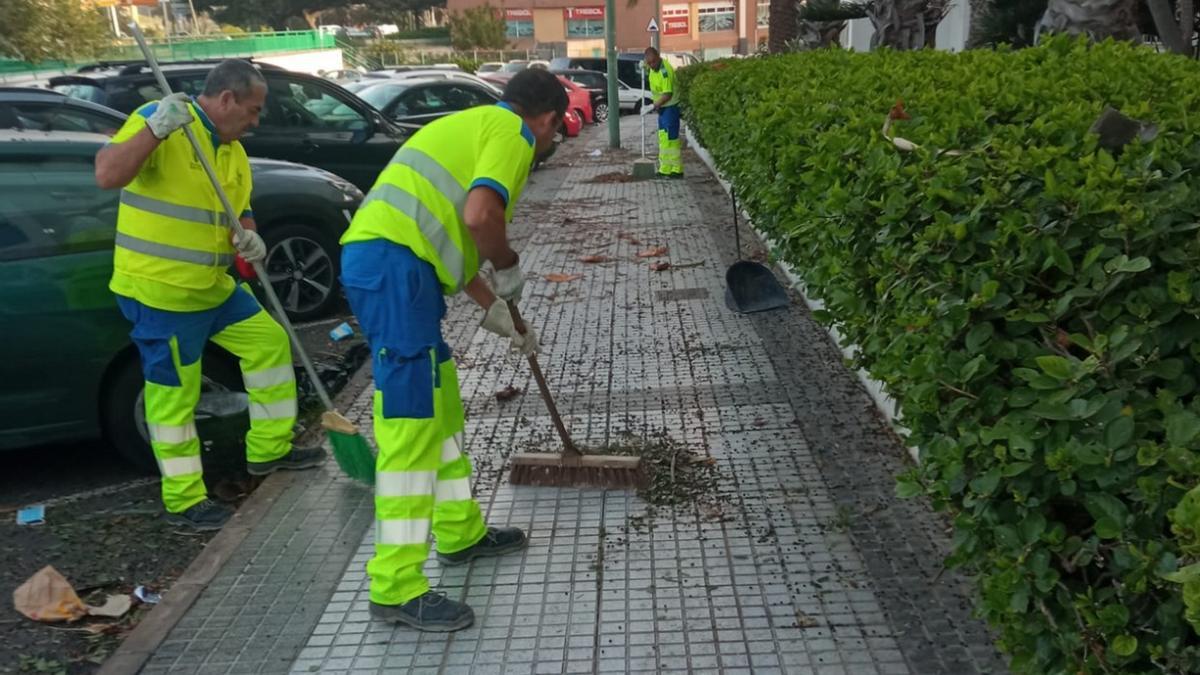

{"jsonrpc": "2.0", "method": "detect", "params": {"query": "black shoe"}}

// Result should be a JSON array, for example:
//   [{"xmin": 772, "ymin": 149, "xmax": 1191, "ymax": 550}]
[
  {"xmin": 369, "ymin": 592, "xmax": 474, "ymax": 632},
  {"xmin": 165, "ymin": 499, "xmax": 232, "ymax": 531},
  {"xmin": 247, "ymin": 443, "xmax": 326, "ymax": 476},
  {"xmin": 437, "ymin": 527, "xmax": 527, "ymax": 566}
]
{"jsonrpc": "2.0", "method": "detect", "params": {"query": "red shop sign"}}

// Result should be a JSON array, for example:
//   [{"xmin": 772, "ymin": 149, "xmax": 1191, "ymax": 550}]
[
  {"xmin": 505, "ymin": 7, "xmax": 532, "ymax": 18},
  {"xmin": 662, "ymin": 16, "xmax": 689, "ymax": 35},
  {"xmin": 563, "ymin": 6, "xmax": 604, "ymax": 19}
]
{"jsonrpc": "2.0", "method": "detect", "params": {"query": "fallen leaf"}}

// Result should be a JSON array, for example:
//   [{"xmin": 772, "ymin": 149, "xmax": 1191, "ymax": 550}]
[
  {"xmin": 543, "ymin": 273, "xmax": 583, "ymax": 283},
  {"xmin": 495, "ymin": 386, "xmax": 522, "ymax": 402},
  {"xmin": 795, "ymin": 610, "xmax": 820, "ymax": 628},
  {"xmin": 753, "ymin": 418, "xmax": 767, "ymax": 427},
  {"xmin": 637, "ymin": 246, "xmax": 669, "ymax": 258},
  {"xmin": 578, "ymin": 255, "xmax": 610, "ymax": 264},
  {"xmin": 649, "ymin": 261, "xmax": 671, "ymax": 272}
]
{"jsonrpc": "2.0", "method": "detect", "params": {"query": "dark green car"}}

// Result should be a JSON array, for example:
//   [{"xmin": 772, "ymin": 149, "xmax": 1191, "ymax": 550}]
[{"xmin": 0, "ymin": 129, "xmax": 361, "ymax": 468}]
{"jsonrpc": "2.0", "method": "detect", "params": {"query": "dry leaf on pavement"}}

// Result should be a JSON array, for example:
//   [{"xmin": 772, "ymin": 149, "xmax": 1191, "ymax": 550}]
[
  {"xmin": 637, "ymin": 246, "xmax": 669, "ymax": 258},
  {"xmin": 495, "ymin": 386, "xmax": 522, "ymax": 402},
  {"xmin": 649, "ymin": 261, "xmax": 671, "ymax": 272},
  {"xmin": 543, "ymin": 273, "xmax": 583, "ymax": 283},
  {"xmin": 578, "ymin": 255, "xmax": 610, "ymax": 264}
]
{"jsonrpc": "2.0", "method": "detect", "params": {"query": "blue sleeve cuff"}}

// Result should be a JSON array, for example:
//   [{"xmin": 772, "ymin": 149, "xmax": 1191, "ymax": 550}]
[
  {"xmin": 135, "ymin": 102, "xmax": 160, "ymax": 120},
  {"xmin": 240, "ymin": 209, "xmax": 253, "ymax": 219},
  {"xmin": 469, "ymin": 178, "xmax": 509, "ymax": 206}
]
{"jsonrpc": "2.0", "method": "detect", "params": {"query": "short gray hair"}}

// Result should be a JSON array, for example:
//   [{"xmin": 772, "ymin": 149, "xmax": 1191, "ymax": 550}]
[{"xmin": 201, "ymin": 59, "xmax": 266, "ymax": 100}]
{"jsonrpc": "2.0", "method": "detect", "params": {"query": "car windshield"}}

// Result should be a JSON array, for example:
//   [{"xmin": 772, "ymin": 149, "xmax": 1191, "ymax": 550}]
[
  {"xmin": 359, "ymin": 83, "xmax": 408, "ymax": 110},
  {"xmin": 50, "ymin": 83, "xmax": 106, "ymax": 104},
  {"xmin": 501, "ymin": 62, "xmax": 527, "ymax": 73}
]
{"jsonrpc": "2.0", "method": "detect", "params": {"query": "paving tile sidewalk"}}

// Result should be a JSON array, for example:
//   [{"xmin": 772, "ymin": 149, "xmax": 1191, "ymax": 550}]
[{"xmin": 137, "ymin": 124, "xmax": 1006, "ymax": 675}]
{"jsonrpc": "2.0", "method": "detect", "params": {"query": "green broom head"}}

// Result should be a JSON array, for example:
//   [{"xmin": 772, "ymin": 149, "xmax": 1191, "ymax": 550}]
[{"xmin": 322, "ymin": 411, "xmax": 376, "ymax": 485}]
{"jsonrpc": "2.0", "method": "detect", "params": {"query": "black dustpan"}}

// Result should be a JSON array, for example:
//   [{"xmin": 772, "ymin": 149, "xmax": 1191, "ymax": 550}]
[{"xmin": 724, "ymin": 194, "xmax": 789, "ymax": 313}]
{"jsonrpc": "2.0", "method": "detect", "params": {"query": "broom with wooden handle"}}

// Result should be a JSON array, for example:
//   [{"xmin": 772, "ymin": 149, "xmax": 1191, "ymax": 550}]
[
  {"xmin": 505, "ymin": 302, "xmax": 644, "ymax": 489},
  {"xmin": 128, "ymin": 23, "xmax": 375, "ymax": 485}
]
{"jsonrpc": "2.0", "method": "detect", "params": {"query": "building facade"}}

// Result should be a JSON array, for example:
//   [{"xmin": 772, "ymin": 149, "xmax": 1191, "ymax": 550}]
[{"xmin": 445, "ymin": 0, "xmax": 770, "ymax": 59}]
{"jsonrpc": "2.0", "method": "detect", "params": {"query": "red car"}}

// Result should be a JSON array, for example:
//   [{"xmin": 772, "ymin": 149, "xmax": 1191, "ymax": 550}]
[
  {"xmin": 557, "ymin": 75, "xmax": 594, "ymax": 125},
  {"xmin": 480, "ymin": 72, "xmax": 582, "ymax": 137}
]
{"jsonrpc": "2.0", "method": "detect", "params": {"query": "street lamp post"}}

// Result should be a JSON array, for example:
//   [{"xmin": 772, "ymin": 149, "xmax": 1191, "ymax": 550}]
[{"xmin": 604, "ymin": 0, "xmax": 619, "ymax": 149}]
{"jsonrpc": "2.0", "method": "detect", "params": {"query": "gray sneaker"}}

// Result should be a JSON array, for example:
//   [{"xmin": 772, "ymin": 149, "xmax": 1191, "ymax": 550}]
[
  {"xmin": 437, "ymin": 527, "xmax": 527, "ymax": 566},
  {"xmin": 369, "ymin": 592, "xmax": 474, "ymax": 632},
  {"xmin": 165, "ymin": 499, "xmax": 232, "ymax": 531},
  {"xmin": 247, "ymin": 443, "xmax": 326, "ymax": 476}
]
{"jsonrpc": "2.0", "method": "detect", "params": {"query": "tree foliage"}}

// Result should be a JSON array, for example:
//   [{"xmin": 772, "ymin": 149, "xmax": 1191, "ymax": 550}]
[
  {"xmin": 446, "ymin": 4, "xmax": 506, "ymax": 50},
  {"xmin": 0, "ymin": 0, "xmax": 111, "ymax": 62}
]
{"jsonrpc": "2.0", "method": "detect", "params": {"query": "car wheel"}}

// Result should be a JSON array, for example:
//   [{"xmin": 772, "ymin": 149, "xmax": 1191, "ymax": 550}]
[
  {"xmin": 261, "ymin": 223, "xmax": 341, "ymax": 322},
  {"xmin": 594, "ymin": 101, "xmax": 609, "ymax": 123},
  {"xmin": 103, "ymin": 350, "xmax": 245, "ymax": 473}
]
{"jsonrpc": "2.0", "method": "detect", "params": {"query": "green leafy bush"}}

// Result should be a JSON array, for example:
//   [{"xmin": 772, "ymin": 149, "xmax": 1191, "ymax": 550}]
[{"xmin": 681, "ymin": 38, "xmax": 1200, "ymax": 673}]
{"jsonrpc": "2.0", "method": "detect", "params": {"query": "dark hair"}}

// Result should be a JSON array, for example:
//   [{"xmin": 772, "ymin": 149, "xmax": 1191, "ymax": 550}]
[
  {"xmin": 202, "ymin": 59, "xmax": 266, "ymax": 101},
  {"xmin": 501, "ymin": 69, "xmax": 568, "ymax": 118},
  {"xmin": 644, "ymin": 47, "xmax": 660, "ymax": 57}
]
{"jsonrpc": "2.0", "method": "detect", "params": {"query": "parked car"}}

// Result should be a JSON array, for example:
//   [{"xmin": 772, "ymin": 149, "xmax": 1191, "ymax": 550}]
[
  {"xmin": 562, "ymin": 108, "xmax": 582, "ymax": 137},
  {"xmin": 553, "ymin": 69, "xmax": 609, "ymax": 122},
  {"xmin": 557, "ymin": 75, "xmax": 597, "ymax": 124},
  {"xmin": 500, "ymin": 60, "xmax": 529, "ymax": 74},
  {"xmin": 369, "ymin": 69, "xmax": 503, "ymax": 97},
  {"xmin": 477, "ymin": 62, "xmax": 504, "ymax": 73},
  {"xmin": 549, "ymin": 55, "xmax": 643, "ymax": 89},
  {"xmin": 355, "ymin": 77, "xmax": 501, "ymax": 131},
  {"xmin": 48, "ymin": 60, "xmax": 408, "ymax": 192},
  {"xmin": 0, "ymin": 129, "xmax": 361, "ymax": 467},
  {"xmin": 476, "ymin": 73, "xmax": 581, "ymax": 137},
  {"xmin": 318, "ymin": 68, "xmax": 367, "ymax": 85},
  {"xmin": 0, "ymin": 87, "xmax": 361, "ymax": 323}
]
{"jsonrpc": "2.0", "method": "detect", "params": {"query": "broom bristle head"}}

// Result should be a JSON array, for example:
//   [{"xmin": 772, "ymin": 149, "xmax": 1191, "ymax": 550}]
[
  {"xmin": 327, "ymin": 429, "xmax": 376, "ymax": 485},
  {"xmin": 509, "ymin": 454, "xmax": 646, "ymax": 490}
]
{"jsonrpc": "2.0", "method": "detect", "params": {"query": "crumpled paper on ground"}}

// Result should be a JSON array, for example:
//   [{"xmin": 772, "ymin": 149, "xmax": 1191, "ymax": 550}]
[
  {"xmin": 13, "ymin": 566, "xmax": 133, "ymax": 623},
  {"xmin": 13, "ymin": 566, "xmax": 88, "ymax": 622}
]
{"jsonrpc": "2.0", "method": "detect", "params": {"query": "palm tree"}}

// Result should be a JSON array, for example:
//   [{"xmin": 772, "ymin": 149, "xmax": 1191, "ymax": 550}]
[
  {"xmin": 768, "ymin": 0, "xmax": 800, "ymax": 52},
  {"xmin": 866, "ymin": 0, "xmax": 950, "ymax": 49},
  {"xmin": 1036, "ymin": 0, "xmax": 1139, "ymax": 41}
]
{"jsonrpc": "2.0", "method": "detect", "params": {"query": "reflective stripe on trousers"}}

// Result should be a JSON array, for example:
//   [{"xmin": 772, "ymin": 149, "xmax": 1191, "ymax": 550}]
[
  {"xmin": 134, "ymin": 308, "xmax": 296, "ymax": 514},
  {"xmin": 359, "ymin": 147, "xmax": 468, "ymax": 291},
  {"xmin": 657, "ymin": 131, "xmax": 683, "ymax": 175},
  {"xmin": 367, "ymin": 353, "xmax": 485, "ymax": 606}
]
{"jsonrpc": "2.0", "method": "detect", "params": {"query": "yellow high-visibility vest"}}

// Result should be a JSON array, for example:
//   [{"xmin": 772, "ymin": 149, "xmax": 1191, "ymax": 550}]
[
  {"xmin": 341, "ymin": 103, "xmax": 536, "ymax": 294},
  {"xmin": 109, "ymin": 99, "xmax": 252, "ymax": 311}
]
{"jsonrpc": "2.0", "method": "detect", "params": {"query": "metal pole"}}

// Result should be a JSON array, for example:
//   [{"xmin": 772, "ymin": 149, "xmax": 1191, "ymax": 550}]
[
  {"xmin": 604, "ymin": 0, "xmax": 619, "ymax": 149},
  {"xmin": 652, "ymin": 0, "xmax": 661, "ymax": 50},
  {"xmin": 639, "ymin": 66, "xmax": 645, "ymax": 158}
]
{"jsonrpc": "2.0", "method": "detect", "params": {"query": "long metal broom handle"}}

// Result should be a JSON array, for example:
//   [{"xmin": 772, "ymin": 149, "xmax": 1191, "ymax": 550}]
[
  {"xmin": 128, "ymin": 23, "xmax": 335, "ymax": 412},
  {"xmin": 507, "ymin": 302, "xmax": 581, "ymax": 456}
]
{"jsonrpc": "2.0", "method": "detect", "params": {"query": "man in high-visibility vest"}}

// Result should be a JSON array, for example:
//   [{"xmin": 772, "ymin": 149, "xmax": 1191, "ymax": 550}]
[
  {"xmin": 339, "ymin": 68, "xmax": 568, "ymax": 632},
  {"xmin": 95, "ymin": 60, "xmax": 324, "ymax": 531},
  {"xmin": 643, "ymin": 47, "xmax": 683, "ymax": 177}
]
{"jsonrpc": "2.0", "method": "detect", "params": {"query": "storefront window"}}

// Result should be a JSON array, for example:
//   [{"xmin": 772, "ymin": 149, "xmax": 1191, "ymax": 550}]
[
  {"xmin": 506, "ymin": 20, "xmax": 534, "ymax": 37},
  {"xmin": 566, "ymin": 18, "xmax": 605, "ymax": 37},
  {"xmin": 698, "ymin": 3, "xmax": 735, "ymax": 32}
]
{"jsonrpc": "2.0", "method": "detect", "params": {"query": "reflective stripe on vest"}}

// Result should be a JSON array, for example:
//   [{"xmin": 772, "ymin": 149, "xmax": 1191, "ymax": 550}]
[
  {"xmin": 115, "ymin": 232, "xmax": 234, "ymax": 267},
  {"xmin": 120, "ymin": 190, "xmax": 228, "ymax": 227},
  {"xmin": 360, "ymin": 147, "xmax": 468, "ymax": 288}
]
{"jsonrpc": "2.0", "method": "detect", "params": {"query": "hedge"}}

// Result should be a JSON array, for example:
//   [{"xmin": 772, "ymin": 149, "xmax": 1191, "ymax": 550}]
[{"xmin": 681, "ymin": 38, "xmax": 1200, "ymax": 674}]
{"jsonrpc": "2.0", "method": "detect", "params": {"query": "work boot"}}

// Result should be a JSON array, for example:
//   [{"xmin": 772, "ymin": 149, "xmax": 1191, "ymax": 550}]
[
  {"xmin": 437, "ymin": 526, "xmax": 527, "ymax": 566},
  {"xmin": 369, "ymin": 591, "xmax": 474, "ymax": 632},
  {"xmin": 247, "ymin": 443, "xmax": 326, "ymax": 476},
  {"xmin": 165, "ymin": 499, "xmax": 232, "ymax": 531}
]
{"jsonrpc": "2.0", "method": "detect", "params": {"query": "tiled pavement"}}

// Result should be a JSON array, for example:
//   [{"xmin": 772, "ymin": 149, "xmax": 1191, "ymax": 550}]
[{"xmin": 137, "ymin": 124, "xmax": 1007, "ymax": 674}]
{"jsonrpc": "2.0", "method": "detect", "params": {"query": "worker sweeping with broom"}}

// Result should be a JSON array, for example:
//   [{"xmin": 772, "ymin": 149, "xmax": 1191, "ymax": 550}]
[
  {"xmin": 338, "ymin": 69, "xmax": 567, "ymax": 632},
  {"xmin": 94, "ymin": 59, "xmax": 326, "ymax": 532}
]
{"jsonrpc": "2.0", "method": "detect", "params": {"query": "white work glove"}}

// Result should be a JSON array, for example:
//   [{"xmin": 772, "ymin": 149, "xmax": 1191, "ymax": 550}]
[
  {"xmin": 481, "ymin": 299, "xmax": 538, "ymax": 356},
  {"xmin": 492, "ymin": 261, "xmax": 525, "ymax": 302},
  {"xmin": 146, "ymin": 92, "xmax": 194, "ymax": 140},
  {"xmin": 231, "ymin": 229, "xmax": 267, "ymax": 264}
]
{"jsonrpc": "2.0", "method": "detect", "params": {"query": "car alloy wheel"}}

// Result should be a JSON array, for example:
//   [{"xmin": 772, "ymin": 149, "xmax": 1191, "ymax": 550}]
[
  {"xmin": 594, "ymin": 102, "xmax": 609, "ymax": 122},
  {"xmin": 265, "ymin": 233, "xmax": 336, "ymax": 319}
]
